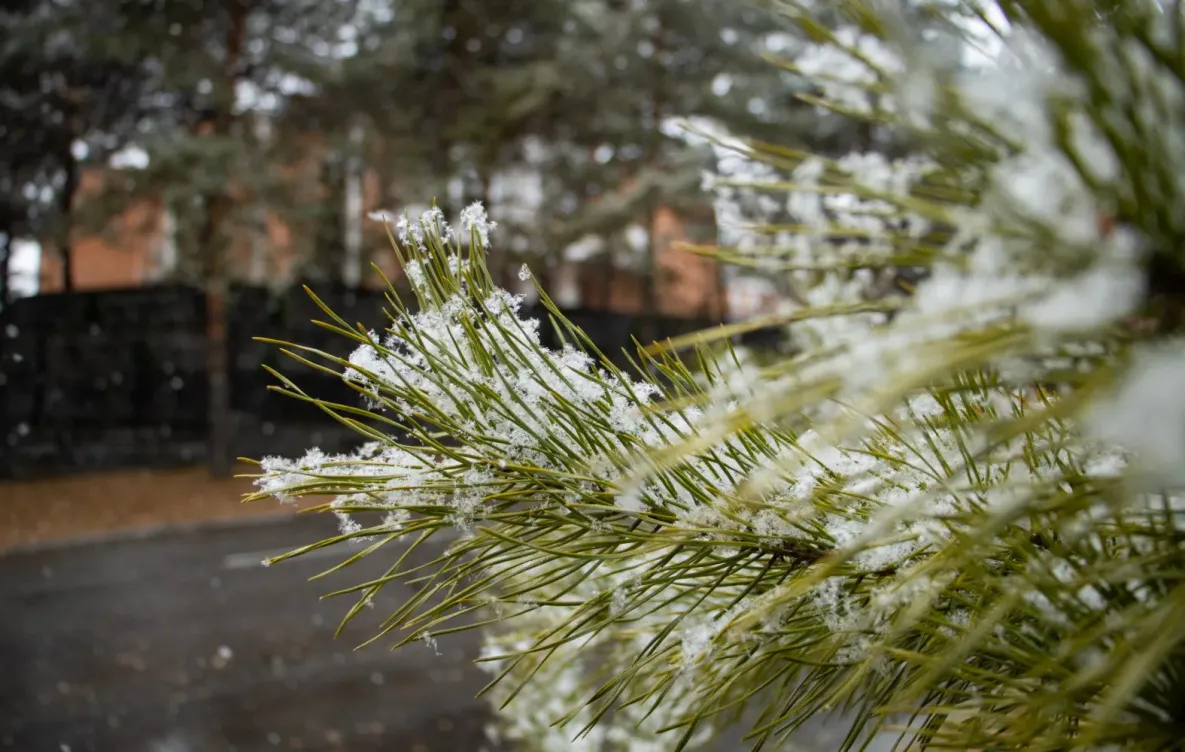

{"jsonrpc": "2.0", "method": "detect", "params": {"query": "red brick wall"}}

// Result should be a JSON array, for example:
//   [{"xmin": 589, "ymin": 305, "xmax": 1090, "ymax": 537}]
[
  {"xmin": 572, "ymin": 206, "xmax": 723, "ymax": 318},
  {"xmin": 38, "ymin": 165, "xmax": 719, "ymax": 317},
  {"xmin": 39, "ymin": 169, "xmax": 162, "ymax": 292},
  {"xmin": 38, "ymin": 162, "xmax": 401, "ymax": 293}
]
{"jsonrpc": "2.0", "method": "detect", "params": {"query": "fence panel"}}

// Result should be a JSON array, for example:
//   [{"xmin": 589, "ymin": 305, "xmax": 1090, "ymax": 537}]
[{"xmin": 0, "ymin": 285, "xmax": 735, "ymax": 479}]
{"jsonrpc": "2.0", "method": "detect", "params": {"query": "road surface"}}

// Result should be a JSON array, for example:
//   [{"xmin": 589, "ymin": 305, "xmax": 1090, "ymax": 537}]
[
  {"xmin": 0, "ymin": 514, "xmax": 491, "ymax": 752},
  {"xmin": 0, "ymin": 514, "xmax": 899, "ymax": 752}
]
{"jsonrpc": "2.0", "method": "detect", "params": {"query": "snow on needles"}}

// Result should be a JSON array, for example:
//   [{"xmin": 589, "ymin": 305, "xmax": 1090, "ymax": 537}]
[
  {"xmin": 1086, "ymin": 340, "xmax": 1185, "ymax": 487},
  {"xmin": 255, "ymin": 10, "xmax": 1185, "ymax": 739}
]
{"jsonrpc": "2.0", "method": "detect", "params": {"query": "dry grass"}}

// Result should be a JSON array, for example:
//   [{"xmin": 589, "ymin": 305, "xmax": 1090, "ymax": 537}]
[{"xmin": 0, "ymin": 464, "xmax": 302, "ymax": 550}]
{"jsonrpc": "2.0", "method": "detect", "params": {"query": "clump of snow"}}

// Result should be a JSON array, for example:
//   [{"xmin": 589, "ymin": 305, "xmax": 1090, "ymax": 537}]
[
  {"xmin": 1085, "ymin": 341, "xmax": 1185, "ymax": 486},
  {"xmin": 460, "ymin": 201, "xmax": 497, "ymax": 248},
  {"xmin": 794, "ymin": 27, "xmax": 903, "ymax": 115}
]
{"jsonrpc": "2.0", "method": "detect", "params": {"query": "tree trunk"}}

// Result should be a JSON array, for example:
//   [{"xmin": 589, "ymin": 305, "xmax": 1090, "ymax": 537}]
[
  {"xmin": 598, "ymin": 259, "xmax": 613, "ymax": 311},
  {"xmin": 248, "ymin": 204, "xmax": 268, "ymax": 284},
  {"xmin": 247, "ymin": 113, "xmax": 271, "ymax": 285},
  {"xmin": 0, "ymin": 232, "xmax": 12, "ymax": 308},
  {"xmin": 638, "ymin": 13, "xmax": 669, "ymax": 347},
  {"xmin": 58, "ymin": 160, "xmax": 78, "ymax": 292},
  {"xmin": 203, "ymin": 263, "xmax": 232, "ymax": 479},
  {"xmin": 199, "ymin": 187, "xmax": 236, "ymax": 478},
  {"xmin": 59, "ymin": 246, "xmax": 74, "ymax": 293},
  {"xmin": 200, "ymin": 0, "xmax": 248, "ymax": 478},
  {"xmin": 429, "ymin": 0, "xmax": 464, "ymax": 219},
  {"xmin": 342, "ymin": 122, "xmax": 365, "ymax": 288}
]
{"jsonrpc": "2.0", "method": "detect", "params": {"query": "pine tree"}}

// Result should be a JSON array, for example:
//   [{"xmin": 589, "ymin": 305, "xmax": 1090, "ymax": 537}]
[
  {"xmin": 0, "ymin": 0, "xmax": 152, "ymax": 295},
  {"xmin": 251, "ymin": 1, "xmax": 1185, "ymax": 750},
  {"xmin": 525, "ymin": 0, "xmax": 822, "ymax": 315},
  {"xmin": 332, "ymin": 0, "xmax": 826, "ymax": 301},
  {"xmin": 326, "ymin": 0, "xmax": 578, "ymax": 288},
  {"xmin": 68, "ymin": 0, "xmax": 370, "ymax": 476}
]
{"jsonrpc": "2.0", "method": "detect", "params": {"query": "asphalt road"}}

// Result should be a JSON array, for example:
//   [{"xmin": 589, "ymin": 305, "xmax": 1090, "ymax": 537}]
[
  {"xmin": 0, "ymin": 514, "xmax": 491, "ymax": 752},
  {"xmin": 0, "ymin": 514, "xmax": 901, "ymax": 752}
]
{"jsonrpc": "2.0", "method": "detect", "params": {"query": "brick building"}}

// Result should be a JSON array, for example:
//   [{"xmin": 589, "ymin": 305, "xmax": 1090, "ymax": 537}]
[{"xmin": 31, "ymin": 161, "xmax": 738, "ymax": 320}]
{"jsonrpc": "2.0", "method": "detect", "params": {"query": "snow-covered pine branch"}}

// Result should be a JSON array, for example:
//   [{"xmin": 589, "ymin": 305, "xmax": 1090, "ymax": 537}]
[{"xmin": 252, "ymin": 2, "xmax": 1185, "ymax": 750}]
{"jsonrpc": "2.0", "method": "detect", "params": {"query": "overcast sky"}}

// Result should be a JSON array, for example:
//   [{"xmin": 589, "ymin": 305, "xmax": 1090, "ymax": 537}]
[{"xmin": 5, "ymin": 239, "xmax": 40, "ymax": 298}]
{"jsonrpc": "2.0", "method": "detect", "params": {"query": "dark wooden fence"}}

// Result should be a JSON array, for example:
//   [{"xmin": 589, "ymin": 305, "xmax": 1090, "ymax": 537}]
[{"xmin": 0, "ymin": 284, "xmax": 760, "ymax": 479}]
